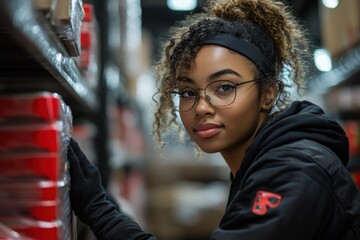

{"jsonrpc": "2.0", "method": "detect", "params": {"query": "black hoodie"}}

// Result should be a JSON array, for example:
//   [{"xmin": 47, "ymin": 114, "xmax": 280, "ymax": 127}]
[
  {"xmin": 211, "ymin": 101, "xmax": 360, "ymax": 239},
  {"xmin": 71, "ymin": 101, "xmax": 360, "ymax": 240}
]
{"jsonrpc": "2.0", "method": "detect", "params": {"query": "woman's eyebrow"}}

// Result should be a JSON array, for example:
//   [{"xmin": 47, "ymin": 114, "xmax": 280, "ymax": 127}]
[
  {"xmin": 208, "ymin": 69, "xmax": 242, "ymax": 81},
  {"xmin": 177, "ymin": 69, "xmax": 242, "ymax": 83},
  {"xmin": 177, "ymin": 76, "xmax": 194, "ymax": 83}
]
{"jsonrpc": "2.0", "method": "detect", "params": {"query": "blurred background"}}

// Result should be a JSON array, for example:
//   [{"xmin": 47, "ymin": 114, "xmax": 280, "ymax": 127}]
[{"xmin": 0, "ymin": 0, "xmax": 359, "ymax": 239}]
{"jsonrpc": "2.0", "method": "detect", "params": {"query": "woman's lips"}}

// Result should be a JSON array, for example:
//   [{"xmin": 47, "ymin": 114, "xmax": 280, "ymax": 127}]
[{"xmin": 193, "ymin": 123, "xmax": 223, "ymax": 138}]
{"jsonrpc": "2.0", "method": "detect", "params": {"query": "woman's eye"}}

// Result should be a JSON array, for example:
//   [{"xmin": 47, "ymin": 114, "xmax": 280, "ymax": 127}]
[
  {"xmin": 179, "ymin": 89, "xmax": 197, "ymax": 98},
  {"xmin": 216, "ymin": 84, "xmax": 235, "ymax": 93}
]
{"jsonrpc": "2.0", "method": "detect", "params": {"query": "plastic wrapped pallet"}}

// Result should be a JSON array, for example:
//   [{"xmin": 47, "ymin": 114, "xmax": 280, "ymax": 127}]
[{"xmin": 51, "ymin": 0, "xmax": 84, "ymax": 56}]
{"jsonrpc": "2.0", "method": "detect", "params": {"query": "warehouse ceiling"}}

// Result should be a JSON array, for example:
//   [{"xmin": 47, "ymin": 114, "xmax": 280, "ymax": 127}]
[{"xmin": 140, "ymin": 0, "xmax": 321, "ymax": 61}]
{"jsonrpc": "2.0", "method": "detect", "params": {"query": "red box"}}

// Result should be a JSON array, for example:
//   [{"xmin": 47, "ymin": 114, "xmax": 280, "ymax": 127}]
[
  {"xmin": 0, "ymin": 200, "xmax": 58, "ymax": 221},
  {"xmin": 83, "ymin": 4, "xmax": 94, "ymax": 23},
  {"xmin": 0, "ymin": 93, "xmax": 62, "ymax": 122},
  {"xmin": 0, "ymin": 217, "xmax": 61, "ymax": 240},
  {"xmin": 0, "ymin": 124, "xmax": 62, "ymax": 153},
  {"xmin": 0, "ymin": 181, "xmax": 59, "ymax": 202},
  {"xmin": 0, "ymin": 153, "xmax": 64, "ymax": 181},
  {"xmin": 81, "ymin": 29, "xmax": 92, "ymax": 49}
]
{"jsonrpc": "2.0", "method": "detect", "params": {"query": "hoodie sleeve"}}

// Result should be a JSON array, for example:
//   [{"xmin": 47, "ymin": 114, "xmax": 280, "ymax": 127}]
[{"xmin": 209, "ymin": 140, "xmax": 340, "ymax": 240}]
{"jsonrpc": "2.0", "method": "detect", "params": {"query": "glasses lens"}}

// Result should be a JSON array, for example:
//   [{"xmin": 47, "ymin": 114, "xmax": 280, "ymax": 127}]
[
  {"xmin": 206, "ymin": 81, "xmax": 237, "ymax": 107},
  {"xmin": 171, "ymin": 89, "xmax": 196, "ymax": 112}
]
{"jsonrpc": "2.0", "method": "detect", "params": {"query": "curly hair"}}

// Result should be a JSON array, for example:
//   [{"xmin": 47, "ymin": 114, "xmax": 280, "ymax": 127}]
[{"xmin": 152, "ymin": 0, "xmax": 310, "ymax": 146}]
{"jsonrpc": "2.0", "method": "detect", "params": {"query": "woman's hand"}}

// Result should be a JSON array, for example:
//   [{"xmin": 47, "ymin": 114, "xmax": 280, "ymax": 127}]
[
  {"xmin": 67, "ymin": 138, "xmax": 107, "ymax": 225},
  {"xmin": 67, "ymin": 138, "xmax": 157, "ymax": 239}
]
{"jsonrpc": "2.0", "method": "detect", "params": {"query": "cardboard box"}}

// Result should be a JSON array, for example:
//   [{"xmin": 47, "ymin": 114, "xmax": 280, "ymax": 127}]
[
  {"xmin": 32, "ymin": 0, "xmax": 52, "ymax": 12},
  {"xmin": 320, "ymin": 0, "xmax": 360, "ymax": 58}
]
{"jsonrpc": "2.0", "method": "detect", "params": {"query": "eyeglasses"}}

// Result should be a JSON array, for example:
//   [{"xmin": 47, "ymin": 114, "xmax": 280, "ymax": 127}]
[{"xmin": 171, "ymin": 78, "xmax": 264, "ymax": 112}]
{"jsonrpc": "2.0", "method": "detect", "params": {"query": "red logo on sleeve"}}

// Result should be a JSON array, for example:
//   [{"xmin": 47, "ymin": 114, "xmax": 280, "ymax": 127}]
[{"xmin": 252, "ymin": 190, "xmax": 282, "ymax": 215}]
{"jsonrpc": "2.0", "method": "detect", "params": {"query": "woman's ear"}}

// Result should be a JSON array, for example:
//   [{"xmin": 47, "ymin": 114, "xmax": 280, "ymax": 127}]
[{"xmin": 261, "ymin": 82, "xmax": 277, "ymax": 112}]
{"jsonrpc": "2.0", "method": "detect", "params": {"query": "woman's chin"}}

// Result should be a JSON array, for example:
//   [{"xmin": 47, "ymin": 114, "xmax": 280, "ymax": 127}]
[{"xmin": 197, "ymin": 145, "xmax": 220, "ymax": 154}]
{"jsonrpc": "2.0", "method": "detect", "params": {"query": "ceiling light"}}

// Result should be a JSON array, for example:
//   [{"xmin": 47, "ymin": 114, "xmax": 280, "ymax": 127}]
[
  {"xmin": 314, "ymin": 48, "xmax": 333, "ymax": 72},
  {"xmin": 167, "ymin": 0, "xmax": 197, "ymax": 11},
  {"xmin": 321, "ymin": 0, "xmax": 339, "ymax": 8}
]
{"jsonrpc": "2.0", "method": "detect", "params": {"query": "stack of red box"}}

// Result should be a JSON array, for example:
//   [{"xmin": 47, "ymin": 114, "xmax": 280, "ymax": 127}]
[
  {"xmin": 0, "ymin": 92, "xmax": 74, "ymax": 240},
  {"xmin": 77, "ymin": 3, "xmax": 99, "ymax": 89},
  {"xmin": 79, "ymin": 4, "xmax": 93, "ymax": 69}
]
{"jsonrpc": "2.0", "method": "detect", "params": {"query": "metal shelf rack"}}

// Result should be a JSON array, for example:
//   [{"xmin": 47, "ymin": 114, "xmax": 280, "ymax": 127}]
[{"xmin": 0, "ymin": 0, "xmax": 97, "ymax": 119}]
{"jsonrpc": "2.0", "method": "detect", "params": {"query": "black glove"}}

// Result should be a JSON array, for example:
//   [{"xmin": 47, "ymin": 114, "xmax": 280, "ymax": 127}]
[
  {"xmin": 67, "ymin": 138, "xmax": 112, "ymax": 225},
  {"xmin": 67, "ymin": 138, "xmax": 157, "ymax": 240}
]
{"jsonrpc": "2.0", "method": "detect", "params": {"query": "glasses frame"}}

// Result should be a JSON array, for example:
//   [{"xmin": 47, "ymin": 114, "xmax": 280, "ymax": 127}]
[{"xmin": 171, "ymin": 77, "xmax": 266, "ymax": 112}]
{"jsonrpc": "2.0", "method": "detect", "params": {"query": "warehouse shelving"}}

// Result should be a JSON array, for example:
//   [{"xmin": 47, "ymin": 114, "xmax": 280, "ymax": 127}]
[
  {"xmin": 0, "ymin": 0, "xmax": 97, "ymax": 119},
  {"xmin": 309, "ymin": 43, "xmax": 360, "ymax": 91},
  {"xmin": 308, "ymin": 43, "xmax": 360, "ymax": 119}
]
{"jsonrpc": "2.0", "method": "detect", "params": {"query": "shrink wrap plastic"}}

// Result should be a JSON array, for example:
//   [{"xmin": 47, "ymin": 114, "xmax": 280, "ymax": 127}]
[
  {"xmin": 0, "ymin": 92, "xmax": 75, "ymax": 240},
  {"xmin": 76, "ymin": 3, "xmax": 99, "ymax": 89},
  {"xmin": 51, "ymin": 0, "xmax": 84, "ymax": 56}
]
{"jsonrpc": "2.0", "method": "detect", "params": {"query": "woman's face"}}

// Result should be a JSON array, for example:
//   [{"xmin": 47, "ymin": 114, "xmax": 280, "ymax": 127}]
[{"xmin": 179, "ymin": 45, "xmax": 271, "ymax": 158}]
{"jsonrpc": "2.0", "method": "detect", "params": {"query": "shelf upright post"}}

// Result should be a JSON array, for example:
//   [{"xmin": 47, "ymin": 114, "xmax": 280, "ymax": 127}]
[{"xmin": 93, "ymin": 0, "xmax": 111, "ymax": 189}]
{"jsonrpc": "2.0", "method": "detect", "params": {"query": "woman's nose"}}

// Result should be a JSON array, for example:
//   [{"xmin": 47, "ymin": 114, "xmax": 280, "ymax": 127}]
[{"xmin": 194, "ymin": 92, "xmax": 215, "ymax": 116}]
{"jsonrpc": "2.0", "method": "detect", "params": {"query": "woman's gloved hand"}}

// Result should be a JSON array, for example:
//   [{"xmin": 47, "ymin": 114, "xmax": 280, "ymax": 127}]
[
  {"xmin": 67, "ymin": 138, "xmax": 157, "ymax": 239},
  {"xmin": 67, "ymin": 138, "xmax": 108, "ymax": 225}
]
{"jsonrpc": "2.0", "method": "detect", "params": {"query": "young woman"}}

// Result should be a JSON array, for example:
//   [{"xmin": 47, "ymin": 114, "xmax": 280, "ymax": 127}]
[{"xmin": 67, "ymin": 0, "xmax": 360, "ymax": 239}]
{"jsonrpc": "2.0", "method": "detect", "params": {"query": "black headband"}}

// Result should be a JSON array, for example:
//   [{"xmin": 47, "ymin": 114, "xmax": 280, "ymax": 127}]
[{"xmin": 203, "ymin": 33, "xmax": 271, "ymax": 74}]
